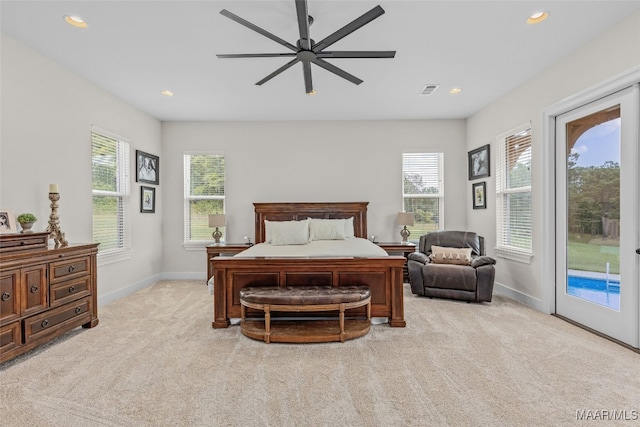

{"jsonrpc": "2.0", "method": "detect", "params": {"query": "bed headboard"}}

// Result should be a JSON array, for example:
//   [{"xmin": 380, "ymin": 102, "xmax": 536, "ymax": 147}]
[{"xmin": 253, "ymin": 202, "xmax": 369, "ymax": 243}]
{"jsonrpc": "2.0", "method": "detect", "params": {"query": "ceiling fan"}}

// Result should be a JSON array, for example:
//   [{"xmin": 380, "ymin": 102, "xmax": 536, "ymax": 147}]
[{"xmin": 216, "ymin": 0, "xmax": 396, "ymax": 95}]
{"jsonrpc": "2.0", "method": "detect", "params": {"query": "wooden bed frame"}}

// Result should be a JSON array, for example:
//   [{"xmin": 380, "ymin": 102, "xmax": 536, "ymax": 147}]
[{"xmin": 211, "ymin": 202, "xmax": 406, "ymax": 328}]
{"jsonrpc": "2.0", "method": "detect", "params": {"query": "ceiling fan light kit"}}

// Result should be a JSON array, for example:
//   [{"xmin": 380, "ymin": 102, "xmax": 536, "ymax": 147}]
[{"xmin": 216, "ymin": 0, "xmax": 396, "ymax": 95}]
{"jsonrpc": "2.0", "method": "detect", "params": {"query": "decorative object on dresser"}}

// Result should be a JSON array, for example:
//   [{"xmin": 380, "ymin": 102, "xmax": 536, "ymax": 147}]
[
  {"xmin": 45, "ymin": 184, "xmax": 68, "ymax": 248},
  {"xmin": 0, "ymin": 232, "xmax": 99, "ymax": 363},
  {"xmin": 17, "ymin": 213, "xmax": 38, "ymax": 233},
  {"xmin": 397, "ymin": 212, "xmax": 414, "ymax": 243},
  {"xmin": 208, "ymin": 214, "xmax": 225, "ymax": 243},
  {"xmin": 0, "ymin": 210, "xmax": 18, "ymax": 234},
  {"xmin": 210, "ymin": 202, "xmax": 406, "ymax": 329}
]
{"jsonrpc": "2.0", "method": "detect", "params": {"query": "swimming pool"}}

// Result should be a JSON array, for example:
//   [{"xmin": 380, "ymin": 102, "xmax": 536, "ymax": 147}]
[{"xmin": 567, "ymin": 275, "xmax": 620, "ymax": 310}]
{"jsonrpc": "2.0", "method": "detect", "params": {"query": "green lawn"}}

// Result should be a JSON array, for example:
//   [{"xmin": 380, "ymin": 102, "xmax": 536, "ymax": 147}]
[{"xmin": 567, "ymin": 239, "xmax": 619, "ymax": 274}]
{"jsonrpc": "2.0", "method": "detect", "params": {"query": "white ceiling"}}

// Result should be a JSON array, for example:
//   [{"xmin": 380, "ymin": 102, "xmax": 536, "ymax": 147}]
[{"xmin": 2, "ymin": 1, "xmax": 639, "ymax": 122}]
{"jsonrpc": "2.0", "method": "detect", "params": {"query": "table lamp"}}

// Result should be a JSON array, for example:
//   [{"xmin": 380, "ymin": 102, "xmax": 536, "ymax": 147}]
[
  {"xmin": 208, "ymin": 214, "xmax": 226, "ymax": 243},
  {"xmin": 397, "ymin": 212, "xmax": 414, "ymax": 243}
]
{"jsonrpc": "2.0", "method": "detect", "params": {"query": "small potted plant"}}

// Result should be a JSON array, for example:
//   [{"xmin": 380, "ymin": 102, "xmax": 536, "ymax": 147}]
[{"xmin": 17, "ymin": 213, "xmax": 37, "ymax": 233}]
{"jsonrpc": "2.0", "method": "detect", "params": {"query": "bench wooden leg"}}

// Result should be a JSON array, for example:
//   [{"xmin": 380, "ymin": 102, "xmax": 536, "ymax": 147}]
[
  {"xmin": 264, "ymin": 305, "xmax": 271, "ymax": 344},
  {"xmin": 339, "ymin": 303, "xmax": 346, "ymax": 342}
]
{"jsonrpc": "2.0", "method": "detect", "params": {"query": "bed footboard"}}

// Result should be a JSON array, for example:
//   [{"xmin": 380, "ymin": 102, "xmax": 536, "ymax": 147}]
[{"xmin": 211, "ymin": 256, "xmax": 406, "ymax": 329}]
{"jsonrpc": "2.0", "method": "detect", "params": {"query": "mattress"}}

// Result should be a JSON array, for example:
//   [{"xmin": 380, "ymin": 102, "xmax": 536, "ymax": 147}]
[{"xmin": 232, "ymin": 237, "xmax": 388, "ymax": 258}]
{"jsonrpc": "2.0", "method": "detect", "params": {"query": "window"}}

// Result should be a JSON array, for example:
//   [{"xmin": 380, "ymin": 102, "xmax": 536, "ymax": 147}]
[
  {"xmin": 496, "ymin": 125, "xmax": 532, "ymax": 262},
  {"xmin": 184, "ymin": 153, "xmax": 225, "ymax": 244},
  {"xmin": 91, "ymin": 127, "xmax": 130, "ymax": 258},
  {"xmin": 402, "ymin": 152, "xmax": 444, "ymax": 237}
]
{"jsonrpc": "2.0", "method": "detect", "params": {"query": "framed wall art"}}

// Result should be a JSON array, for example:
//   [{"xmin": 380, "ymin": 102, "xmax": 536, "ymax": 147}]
[
  {"xmin": 136, "ymin": 150, "xmax": 159, "ymax": 185},
  {"xmin": 472, "ymin": 182, "xmax": 487, "ymax": 209},
  {"xmin": 140, "ymin": 186, "xmax": 156, "ymax": 213},
  {"xmin": 0, "ymin": 210, "xmax": 18, "ymax": 234},
  {"xmin": 468, "ymin": 144, "xmax": 490, "ymax": 180}
]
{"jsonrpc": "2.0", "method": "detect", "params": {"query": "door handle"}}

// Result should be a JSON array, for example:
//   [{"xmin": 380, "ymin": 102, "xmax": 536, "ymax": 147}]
[{"xmin": 636, "ymin": 248, "xmax": 640, "ymax": 255}]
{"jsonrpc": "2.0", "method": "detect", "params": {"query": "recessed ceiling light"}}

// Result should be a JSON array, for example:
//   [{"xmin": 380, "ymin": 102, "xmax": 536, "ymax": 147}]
[
  {"xmin": 64, "ymin": 15, "xmax": 88, "ymax": 28},
  {"xmin": 161, "ymin": 90, "xmax": 174, "ymax": 97},
  {"xmin": 527, "ymin": 11, "xmax": 549, "ymax": 24},
  {"xmin": 449, "ymin": 88, "xmax": 462, "ymax": 95}
]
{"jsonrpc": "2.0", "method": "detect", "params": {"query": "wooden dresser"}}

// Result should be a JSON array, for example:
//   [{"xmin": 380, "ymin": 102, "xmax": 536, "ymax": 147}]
[{"xmin": 0, "ymin": 233, "xmax": 99, "ymax": 363}]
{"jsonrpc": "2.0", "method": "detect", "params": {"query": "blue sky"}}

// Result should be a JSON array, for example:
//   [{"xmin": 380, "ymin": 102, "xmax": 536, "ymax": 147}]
[{"xmin": 571, "ymin": 118, "xmax": 620, "ymax": 168}]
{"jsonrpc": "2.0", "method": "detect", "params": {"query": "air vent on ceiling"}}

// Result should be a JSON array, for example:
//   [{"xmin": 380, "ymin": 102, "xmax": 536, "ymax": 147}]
[{"xmin": 419, "ymin": 84, "xmax": 440, "ymax": 96}]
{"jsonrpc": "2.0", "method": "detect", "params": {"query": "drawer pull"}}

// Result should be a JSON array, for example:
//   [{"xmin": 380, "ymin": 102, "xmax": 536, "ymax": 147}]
[
  {"xmin": 68, "ymin": 266, "xmax": 76, "ymax": 273},
  {"xmin": 1, "ymin": 292, "xmax": 10, "ymax": 301},
  {"xmin": 30, "ymin": 286, "xmax": 39, "ymax": 293},
  {"xmin": 41, "ymin": 319, "xmax": 49, "ymax": 328},
  {"xmin": 68, "ymin": 286, "xmax": 76, "ymax": 294},
  {"xmin": 75, "ymin": 307, "xmax": 82, "ymax": 314}
]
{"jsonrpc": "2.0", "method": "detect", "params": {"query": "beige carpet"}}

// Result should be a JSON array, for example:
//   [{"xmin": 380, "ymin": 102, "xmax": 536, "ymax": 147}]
[{"xmin": 1, "ymin": 280, "xmax": 639, "ymax": 427}]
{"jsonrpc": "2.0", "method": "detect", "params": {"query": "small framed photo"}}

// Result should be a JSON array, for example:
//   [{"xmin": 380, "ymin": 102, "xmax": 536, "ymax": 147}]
[
  {"xmin": 0, "ymin": 210, "xmax": 18, "ymax": 234},
  {"xmin": 140, "ymin": 186, "xmax": 156, "ymax": 213},
  {"xmin": 472, "ymin": 182, "xmax": 487, "ymax": 209},
  {"xmin": 468, "ymin": 144, "xmax": 490, "ymax": 180},
  {"xmin": 136, "ymin": 150, "xmax": 159, "ymax": 185}
]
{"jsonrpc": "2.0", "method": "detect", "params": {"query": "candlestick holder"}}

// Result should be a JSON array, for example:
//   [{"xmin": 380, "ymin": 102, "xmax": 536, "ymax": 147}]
[{"xmin": 45, "ymin": 192, "xmax": 68, "ymax": 248}]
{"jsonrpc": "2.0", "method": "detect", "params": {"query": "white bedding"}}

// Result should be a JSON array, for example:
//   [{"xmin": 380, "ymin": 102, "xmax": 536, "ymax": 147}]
[{"xmin": 233, "ymin": 237, "xmax": 388, "ymax": 258}]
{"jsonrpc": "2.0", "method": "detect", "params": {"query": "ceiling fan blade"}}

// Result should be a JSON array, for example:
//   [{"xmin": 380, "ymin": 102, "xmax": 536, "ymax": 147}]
[
  {"xmin": 220, "ymin": 9, "xmax": 298, "ymax": 52},
  {"xmin": 295, "ymin": 0, "xmax": 311, "ymax": 51},
  {"xmin": 312, "ymin": 5, "xmax": 385, "ymax": 52},
  {"xmin": 217, "ymin": 53, "xmax": 297, "ymax": 58},
  {"xmin": 316, "ymin": 51, "xmax": 396, "ymax": 59},
  {"xmin": 256, "ymin": 58, "xmax": 300, "ymax": 86},
  {"xmin": 302, "ymin": 61, "xmax": 313, "ymax": 94},
  {"xmin": 312, "ymin": 58, "xmax": 363, "ymax": 85}
]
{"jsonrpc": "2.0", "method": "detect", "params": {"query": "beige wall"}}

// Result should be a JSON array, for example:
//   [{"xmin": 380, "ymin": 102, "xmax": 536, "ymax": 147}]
[
  {"xmin": 0, "ymin": 34, "xmax": 163, "ymax": 304},
  {"xmin": 466, "ymin": 11, "xmax": 640, "ymax": 310},
  {"xmin": 161, "ymin": 120, "xmax": 468, "ymax": 274}
]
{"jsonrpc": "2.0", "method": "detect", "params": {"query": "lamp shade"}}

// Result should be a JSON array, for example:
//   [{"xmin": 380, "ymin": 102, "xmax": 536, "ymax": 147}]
[
  {"xmin": 397, "ymin": 212, "xmax": 415, "ymax": 226},
  {"xmin": 208, "ymin": 214, "xmax": 226, "ymax": 228}
]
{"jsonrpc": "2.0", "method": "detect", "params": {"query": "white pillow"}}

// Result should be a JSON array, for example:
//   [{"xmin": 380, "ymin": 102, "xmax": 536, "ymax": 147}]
[
  {"xmin": 344, "ymin": 217, "xmax": 355, "ymax": 238},
  {"xmin": 309, "ymin": 218, "xmax": 346, "ymax": 241},
  {"xmin": 269, "ymin": 219, "xmax": 310, "ymax": 246}
]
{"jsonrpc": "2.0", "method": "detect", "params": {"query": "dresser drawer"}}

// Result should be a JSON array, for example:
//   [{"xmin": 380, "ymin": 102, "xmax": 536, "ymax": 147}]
[
  {"xmin": 0, "ymin": 321, "xmax": 21, "ymax": 354},
  {"xmin": 0, "ymin": 269, "xmax": 20, "ymax": 324},
  {"xmin": 24, "ymin": 298, "xmax": 91, "ymax": 343},
  {"xmin": 49, "ymin": 256, "xmax": 90, "ymax": 284},
  {"xmin": 50, "ymin": 276, "xmax": 91, "ymax": 307}
]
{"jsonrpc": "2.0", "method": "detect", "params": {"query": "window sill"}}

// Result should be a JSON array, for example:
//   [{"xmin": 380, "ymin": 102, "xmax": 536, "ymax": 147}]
[
  {"xmin": 495, "ymin": 247, "xmax": 533, "ymax": 264},
  {"xmin": 97, "ymin": 248, "xmax": 133, "ymax": 266}
]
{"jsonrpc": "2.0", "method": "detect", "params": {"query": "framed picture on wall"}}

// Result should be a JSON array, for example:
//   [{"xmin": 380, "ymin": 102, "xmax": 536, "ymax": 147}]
[
  {"xmin": 140, "ymin": 186, "xmax": 156, "ymax": 213},
  {"xmin": 136, "ymin": 150, "xmax": 159, "ymax": 185},
  {"xmin": 468, "ymin": 144, "xmax": 490, "ymax": 180},
  {"xmin": 472, "ymin": 182, "xmax": 487, "ymax": 209},
  {"xmin": 0, "ymin": 210, "xmax": 18, "ymax": 234}
]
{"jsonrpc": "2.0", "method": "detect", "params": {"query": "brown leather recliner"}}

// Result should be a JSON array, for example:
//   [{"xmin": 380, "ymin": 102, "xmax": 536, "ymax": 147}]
[{"xmin": 407, "ymin": 231, "xmax": 496, "ymax": 302}]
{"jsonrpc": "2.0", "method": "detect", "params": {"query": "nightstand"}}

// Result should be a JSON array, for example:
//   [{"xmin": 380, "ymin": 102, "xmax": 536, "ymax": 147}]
[
  {"xmin": 206, "ymin": 243, "xmax": 252, "ymax": 283},
  {"xmin": 376, "ymin": 242, "xmax": 416, "ymax": 282}
]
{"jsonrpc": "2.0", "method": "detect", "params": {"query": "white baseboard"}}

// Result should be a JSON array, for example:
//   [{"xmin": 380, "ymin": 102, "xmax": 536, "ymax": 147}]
[
  {"xmin": 98, "ymin": 272, "xmax": 206, "ymax": 307},
  {"xmin": 493, "ymin": 281, "xmax": 548, "ymax": 313},
  {"xmin": 98, "ymin": 273, "xmax": 163, "ymax": 307}
]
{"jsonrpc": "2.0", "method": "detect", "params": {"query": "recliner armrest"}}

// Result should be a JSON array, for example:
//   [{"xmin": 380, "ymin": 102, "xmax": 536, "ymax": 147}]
[
  {"xmin": 408, "ymin": 252, "xmax": 430, "ymax": 264},
  {"xmin": 471, "ymin": 256, "xmax": 496, "ymax": 268}
]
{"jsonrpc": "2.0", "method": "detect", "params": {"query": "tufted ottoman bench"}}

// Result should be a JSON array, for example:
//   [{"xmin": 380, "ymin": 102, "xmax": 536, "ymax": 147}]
[{"xmin": 239, "ymin": 285, "xmax": 371, "ymax": 343}]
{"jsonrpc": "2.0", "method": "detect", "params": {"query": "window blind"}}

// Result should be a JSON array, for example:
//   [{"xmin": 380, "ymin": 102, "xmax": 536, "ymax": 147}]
[
  {"xmin": 402, "ymin": 152, "xmax": 444, "ymax": 236},
  {"xmin": 91, "ymin": 130, "xmax": 130, "ymax": 253},
  {"xmin": 184, "ymin": 153, "xmax": 225, "ymax": 241},
  {"xmin": 496, "ymin": 126, "xmax": 532, "ymax": 256}
]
